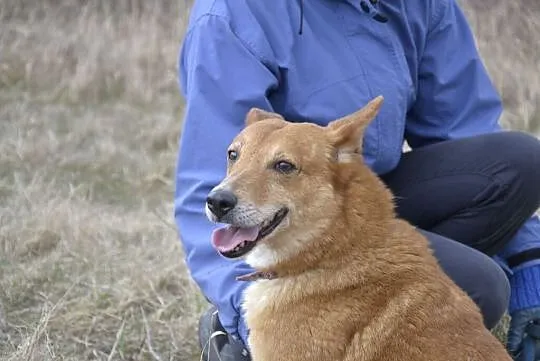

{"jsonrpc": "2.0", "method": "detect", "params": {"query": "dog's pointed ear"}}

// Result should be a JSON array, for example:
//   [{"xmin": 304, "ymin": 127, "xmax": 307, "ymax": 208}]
[
  {"xmin": 245, "ymin": 108, "xmax": 284, "ymax": 127},
  {"xmin": 327, "ymin": 95, "xmax": 384, "ymax": 162}
]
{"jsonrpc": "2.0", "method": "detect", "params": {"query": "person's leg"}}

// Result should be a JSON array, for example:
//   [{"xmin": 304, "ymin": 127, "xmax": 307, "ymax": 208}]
[
  {"xmin": 380, "ymin": 130, "xmax": 540, "ymax": 327},
  {"xmin": 381, "ymin": 131, "xmax": 540, "ymax": 256}
]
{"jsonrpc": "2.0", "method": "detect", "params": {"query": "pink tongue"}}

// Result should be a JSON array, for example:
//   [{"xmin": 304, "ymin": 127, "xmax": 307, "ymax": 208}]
[{"xmin": 211, "ymin": 225, "xmax": 260, "ymax": 253}]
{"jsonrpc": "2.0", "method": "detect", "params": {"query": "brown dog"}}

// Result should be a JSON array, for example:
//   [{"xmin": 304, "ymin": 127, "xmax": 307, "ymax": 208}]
[{"xmin": 205, "ymin": 96, "xmax": 512, "ymax": 361}]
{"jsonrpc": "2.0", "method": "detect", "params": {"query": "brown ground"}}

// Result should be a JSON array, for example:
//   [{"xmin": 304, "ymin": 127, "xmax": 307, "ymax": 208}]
[{"xmin": 0, "ymin": 0, "xmax": 538, "ymax": 360}]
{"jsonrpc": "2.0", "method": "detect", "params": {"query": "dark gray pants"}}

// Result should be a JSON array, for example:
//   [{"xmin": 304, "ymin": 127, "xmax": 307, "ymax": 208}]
[{"xmin": 199, "ymin": 131, "xmax": 540, "ymax": 360}]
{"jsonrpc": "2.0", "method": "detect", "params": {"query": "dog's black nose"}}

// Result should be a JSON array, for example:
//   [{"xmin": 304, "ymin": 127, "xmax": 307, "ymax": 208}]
[{"xmin": 206, "ymin": 190, "xmax": 238, "ymax": 218}]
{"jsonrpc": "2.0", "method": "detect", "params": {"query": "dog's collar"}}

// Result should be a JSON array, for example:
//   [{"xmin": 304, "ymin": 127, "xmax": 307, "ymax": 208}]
[{"xmin": 236, "ymin": 270, "xmax": 278, "ymax": 282}]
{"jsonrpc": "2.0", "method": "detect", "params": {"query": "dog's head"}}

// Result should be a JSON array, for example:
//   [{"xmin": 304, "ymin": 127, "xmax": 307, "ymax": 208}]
[{"xmin": 206, "ymin": 96, "xmax": 384, "ymax": 269}]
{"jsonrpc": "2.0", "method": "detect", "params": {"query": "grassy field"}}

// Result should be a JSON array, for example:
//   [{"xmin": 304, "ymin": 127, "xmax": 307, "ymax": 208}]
[{"xmin": 0, "ymin": 0, "xmax": 538, "ymax": 360}]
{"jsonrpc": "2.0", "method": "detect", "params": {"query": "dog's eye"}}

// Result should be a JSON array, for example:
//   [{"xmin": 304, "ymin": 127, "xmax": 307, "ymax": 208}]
[
  {"xmin": 228, "ymin": 150, "xmax": 238, "ymax": 162},
  {"xmin": 274, "ymin": 161, "xmax": 297, "ymax": 174}
]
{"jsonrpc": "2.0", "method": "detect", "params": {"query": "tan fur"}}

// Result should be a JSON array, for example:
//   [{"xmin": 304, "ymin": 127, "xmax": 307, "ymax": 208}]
[{"xmin": 214, "ymin": 96, "xmax": 512, "ymax": 361}]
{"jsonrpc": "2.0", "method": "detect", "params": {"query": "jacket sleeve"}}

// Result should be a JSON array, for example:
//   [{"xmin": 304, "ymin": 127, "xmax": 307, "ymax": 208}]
[
  {"xmin": 404, "ymin": 0, "xmax": 504, "ymax": 148},
  {"xmin": 174, "ymin": 14, "xmax": 279, "ymax": 346}
]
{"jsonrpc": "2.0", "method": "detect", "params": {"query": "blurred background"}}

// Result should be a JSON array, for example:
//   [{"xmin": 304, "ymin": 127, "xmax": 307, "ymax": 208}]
[{"xmin": 0, "ymin": 1, "xmax": 538, "ymax": 360}]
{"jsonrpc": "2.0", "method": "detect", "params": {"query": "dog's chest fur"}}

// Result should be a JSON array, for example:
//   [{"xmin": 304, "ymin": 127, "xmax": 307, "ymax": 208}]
[
  {"xmin": 243, "ymin": 277, "xmax": 310, "ymax": 316},
  {"xmin": 244, "ymin": 278, "xmax": 357, "ymax": 361}
]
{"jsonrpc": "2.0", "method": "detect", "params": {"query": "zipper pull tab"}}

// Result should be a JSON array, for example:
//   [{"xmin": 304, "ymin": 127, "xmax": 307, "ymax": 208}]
[{"xmin": 359, "ymin": 0, "xmax": 389, "ymax": 23}]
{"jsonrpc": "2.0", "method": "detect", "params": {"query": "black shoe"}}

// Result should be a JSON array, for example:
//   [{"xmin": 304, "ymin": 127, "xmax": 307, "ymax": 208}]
[{"xmin": 198, "ymin": 306, "xmax": 251, "ymax": 361}]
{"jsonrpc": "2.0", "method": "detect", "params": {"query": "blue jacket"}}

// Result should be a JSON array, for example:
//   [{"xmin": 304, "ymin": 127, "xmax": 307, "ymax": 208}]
[{"xmin": 175, "ymin": 0, "xmax": 540, "ymax": 347}]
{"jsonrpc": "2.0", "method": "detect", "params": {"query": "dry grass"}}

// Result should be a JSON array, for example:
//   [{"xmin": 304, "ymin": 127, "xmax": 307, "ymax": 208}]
[
  {"xmin": 461, "ymin": 0, "xmax": 540, "ymax": 133},
  {"xmin": 0, "ymin": 1, "xmax": 206, "ymax": 360},
  {"xmin": 0, "ymin": 0, "xmax": 538, "ymax": 360}
]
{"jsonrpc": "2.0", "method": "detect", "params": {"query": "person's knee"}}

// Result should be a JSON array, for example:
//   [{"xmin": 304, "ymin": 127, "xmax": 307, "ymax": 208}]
[
  {"xmin": 477, "ymin": 131, "xmax": 540, "ymax": 215},
  {"xmin": 471, "ymin": 259, "xmax": 511, "ymax": 329},
  {"xmin": 488, "ymin": 131, "xmax": 540, "ymax": 189}
]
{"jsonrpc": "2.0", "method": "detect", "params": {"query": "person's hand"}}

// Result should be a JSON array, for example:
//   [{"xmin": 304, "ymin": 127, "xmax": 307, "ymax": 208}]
[{"xmin": 507, "ymin": 307, "xmax": 540, "ymax": 360}]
